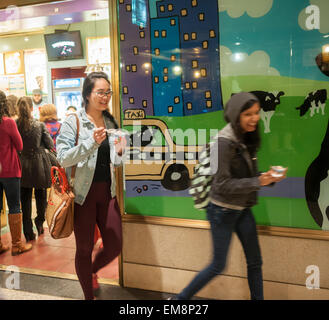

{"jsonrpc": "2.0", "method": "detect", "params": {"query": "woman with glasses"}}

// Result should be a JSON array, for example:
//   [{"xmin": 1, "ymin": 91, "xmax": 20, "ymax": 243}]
[{"xmin": 56, "ymin": 72, "xmax": 126, "ymax": 300}]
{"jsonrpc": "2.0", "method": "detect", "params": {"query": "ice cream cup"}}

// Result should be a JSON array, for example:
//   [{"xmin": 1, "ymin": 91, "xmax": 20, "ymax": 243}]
[{"xmin": 271, "ymin": 166, "xmax": 287, "ymax": 177}]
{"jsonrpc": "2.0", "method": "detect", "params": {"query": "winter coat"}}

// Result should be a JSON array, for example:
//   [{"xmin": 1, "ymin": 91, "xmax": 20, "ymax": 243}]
[
  {"xmin": 56, "ymin": 109, "xmax": 125, "ymax": 206},
  {"xmin": 0, "ymin": 117, "xmax": 23, "ymax": 178},
  {"xmin": 209, "ymin": 92, "xmax": 261, "ymax": 209},
  {"xmin": 17, "ymin": 119, "xmax": 55, "ymax": 188}
]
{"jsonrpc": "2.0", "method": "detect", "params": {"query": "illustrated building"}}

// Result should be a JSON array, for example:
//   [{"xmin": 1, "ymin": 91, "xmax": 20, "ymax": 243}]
[{"xmin": 119, "ymin": 0, "xmax": 223, "ymax": 117}]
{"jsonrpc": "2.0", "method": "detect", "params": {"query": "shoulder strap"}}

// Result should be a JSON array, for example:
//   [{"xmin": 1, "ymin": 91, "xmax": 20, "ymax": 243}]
[{"xmin": 70, "ymin": 113, "xmax": 80, "ymax": 183}]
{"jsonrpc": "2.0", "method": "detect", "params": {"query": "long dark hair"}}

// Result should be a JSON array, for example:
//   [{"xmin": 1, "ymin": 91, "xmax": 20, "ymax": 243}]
[
  {"xmin": 0, "ymin": 90, "xmax": 9, "ymax": 123},
  {"xmin": 82, "ymin": 72, "xmax": 118, "ymax": 129},
  {"xmin": 235, "ymin": 99, "xmax": 261, "ymax": 155},
  {"xmin": 16, "ymin": 96, "xmax": 33, "ymax": 133}
]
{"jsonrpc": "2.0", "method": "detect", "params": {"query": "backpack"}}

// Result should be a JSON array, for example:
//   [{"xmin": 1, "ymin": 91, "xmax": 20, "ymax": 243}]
[{"xmin": 189, "ymin": 135, "xmax": 218, "ymax": 210}]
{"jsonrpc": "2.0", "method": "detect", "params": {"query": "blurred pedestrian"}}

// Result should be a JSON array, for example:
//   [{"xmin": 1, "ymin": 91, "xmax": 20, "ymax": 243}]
[
  {"xmin": 0, "ymin": 90, "xmax": 32, "ymax": 255},
  {"xmin": 16, "ymin": 97, "xmax": 54, "ymax": 241},
  {"xmin": 40, "ymin": 104, "xmax": 61, "ymax": 151}
]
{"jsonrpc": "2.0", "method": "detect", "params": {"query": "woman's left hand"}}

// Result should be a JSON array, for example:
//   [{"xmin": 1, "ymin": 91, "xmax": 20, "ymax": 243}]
[{"xmin": 114, "ymin": 136, "xmax": 127, "ymax": 156}]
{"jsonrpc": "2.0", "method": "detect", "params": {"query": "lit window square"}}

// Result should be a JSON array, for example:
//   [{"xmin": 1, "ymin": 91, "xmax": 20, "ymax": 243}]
[
  {"xmin": 170, "ymin": 19, "xmax": 176, "ymax": 26},
  {"xmin": 126, "ymin": 65, "xmax": 131, "ymax": 72},
  {"xmin": 126, "ymin": 4, "xmax": 131, "ymax": 11},
  {"xmin": 202, "ymin": 41, "xmax": 208, "ymax": 49},
  {"xmin": 119, "ymin": 0, "xmax": 124, "ymax": 4},
  {"xmin": 140, "ymin": 31, "xmax": 145, "ymax": 38},
  {"xmin": 206, "ymin": 100, "xmax": 212, "ymax": 108},
  {"xmin": 168, "ymin": 106, "xmax": 173, "ymax": 113},
  {"xmin": 174, "ymin": 96, "xmax": 180, "ymax": 104},
  {"xmin": 192, "ymin": 81, "xmax": 198, "ymax": 89},
  {"xmin": 201, "ymin": 68, "xmax": 207, "ymax": 77},
  {"xmin": 154, "ymin": 76, "xmax": 159, "ymax": 83},
  {"xmin": 133, "ymin": 46, "xmax": 139, "ymax": 55},
  {"xmin": 191, "ymin": 0, "xmax": 197, "ymax": 7},
  {"xmin": 199, "ymin": 13, "xmax": 204, "ymax": 21},
  {"xmin": 129, "ymin": 97, "xmax": 134, "ymax": 104},
  {"xmin": 155, "ymin": 48, "xmax": 160, "ymax": 56},
  {"xmin": 168, "ymin": 4, "xmax": 173, "ymax": 11},
  {"xmin": 160, "ymin": 5, "xmax": 165, "ymax": 12},
  {"xmin": 192, "ymin": 60, "xmax": 198, "ymax": 68},
  {"xmin": 120, "ymin": 33, "xmax": 125, "ymax": 41},
  {"xmin": 123, "ymin": 86, "xmax": 128, "ymax": 94},
  {"xmin": 185, "ymin": 82, "xmax": 191, "ymax": 89},
  {"xmin": 205, "ymin": 91, "xmax": 211, "ymax": 99},
  {"xmin": 170, "ymin": 55, "xmax": 176, "ymax": 61},
  {"xmin": 161, "ymin": 30, "xmax": 167, "ymax": 38},
  {"xmin": 184, "ymin": 33, "xmax": 189, "ymax": 41},
  {"xmin": 154, "ymin": 30, "xmax": 159, "ymax": 38},
  {"xmin": 181, "ymin": 8, "xmax": 187, "ymax": 16},
  {"xmin": 131, "ymin": 65, "xmax": 137, "ymax": 72},
  {"xmin": 187, "ymin": 102, "xmax": 192, "ymax": 110},
  {"xmin": 163, "ymin": 67, "xmax": 168, "ymax": 74},
  {"xmin": 163, "ymin": 75, "xmax": 168, "ymax": 82},
  {"xmin": 191, "ymin": 32, "xmax": 197, "ymax": 40},
  {"xmin": 209, "ymin": 30, "xmax": 216, "ymax": 38},
  {"xmin": 142, "ymin": 100, "xmax": 147, "ymax": 107}
]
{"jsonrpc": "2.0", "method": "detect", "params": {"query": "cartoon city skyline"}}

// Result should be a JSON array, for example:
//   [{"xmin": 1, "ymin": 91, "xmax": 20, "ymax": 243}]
[{"xmin": 119, "ymin": 0, "xmax": 223, "ymax": 117}]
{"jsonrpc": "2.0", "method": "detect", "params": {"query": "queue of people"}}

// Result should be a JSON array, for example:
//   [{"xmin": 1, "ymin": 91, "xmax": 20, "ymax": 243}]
[
  {"xmin": 0, "ymin": 72, "xmax": 126, "ymax": 300},
  {"xmin": 0, "ymin": 72, "xmax": 288, "ymax": 301}
]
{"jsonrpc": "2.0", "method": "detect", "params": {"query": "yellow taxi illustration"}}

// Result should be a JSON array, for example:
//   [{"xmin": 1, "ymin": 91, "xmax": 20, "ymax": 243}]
[{"xmin": 123, "ymin": 109, "xmax": 203, "ymax": 191}]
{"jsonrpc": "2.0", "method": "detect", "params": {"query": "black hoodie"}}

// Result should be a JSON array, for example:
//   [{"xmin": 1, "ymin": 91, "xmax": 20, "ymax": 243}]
[{"xmin": 209, "ymin": 92, "xmax": 261, "ymax": 210}]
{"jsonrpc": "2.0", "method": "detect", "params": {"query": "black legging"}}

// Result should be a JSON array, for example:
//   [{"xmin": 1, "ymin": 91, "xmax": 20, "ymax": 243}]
[
  {"xmin": 20, "ymin": 187, "xmax": 47, "ymax": 238},
  {"xmin": 74, "ymin": 182, "xmax": 122, "ymax": 300}
]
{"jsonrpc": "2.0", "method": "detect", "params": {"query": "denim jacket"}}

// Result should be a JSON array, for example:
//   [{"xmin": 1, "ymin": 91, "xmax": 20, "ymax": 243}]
[{"xmin": 56, "ymin": 109, "xmax": 125, "ymax": 205}]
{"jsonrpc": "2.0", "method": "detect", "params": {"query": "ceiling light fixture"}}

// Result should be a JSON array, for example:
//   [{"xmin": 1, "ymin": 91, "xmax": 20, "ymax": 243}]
[{"xmin": 85, "ymin": 12, "xmax": 107, "ymax": 74}]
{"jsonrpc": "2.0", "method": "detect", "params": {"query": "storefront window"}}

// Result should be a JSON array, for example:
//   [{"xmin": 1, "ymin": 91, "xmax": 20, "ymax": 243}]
[{"xmin": 119, "ymin": 0, "xmax": 329, "ymax": 231}]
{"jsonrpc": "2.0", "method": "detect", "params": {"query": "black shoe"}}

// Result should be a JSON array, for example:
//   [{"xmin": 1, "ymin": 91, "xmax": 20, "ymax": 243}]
[
  {"xmin": 35, "ymin": 220, "xmax": 44, "ymax": 236},
  {"xmin": 24, "ymin": 233, "xmax": 36, "ymax": 242}
]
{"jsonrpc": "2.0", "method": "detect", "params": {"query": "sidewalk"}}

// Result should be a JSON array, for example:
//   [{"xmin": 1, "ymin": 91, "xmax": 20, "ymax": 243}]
[{"xmin": 0, "ymin": 270, "xmax": 173, "ymax": 300}]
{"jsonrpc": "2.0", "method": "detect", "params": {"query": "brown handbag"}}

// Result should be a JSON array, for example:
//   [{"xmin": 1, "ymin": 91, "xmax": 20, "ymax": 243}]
[{"xmin": 45, "ymin": 114, "xmax": 79, "ymax": 239}]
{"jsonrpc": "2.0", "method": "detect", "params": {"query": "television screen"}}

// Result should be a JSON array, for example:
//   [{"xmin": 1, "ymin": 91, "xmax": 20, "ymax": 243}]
[{"xmin": 44, "ymin": 31, "xmax": 83, "ymax": 61}]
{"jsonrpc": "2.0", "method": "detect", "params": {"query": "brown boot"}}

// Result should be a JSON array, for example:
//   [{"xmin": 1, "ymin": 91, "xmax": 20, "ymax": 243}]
[{"xmin": 8, "ymin": 213, "xmax": 32, "ymax": 256}]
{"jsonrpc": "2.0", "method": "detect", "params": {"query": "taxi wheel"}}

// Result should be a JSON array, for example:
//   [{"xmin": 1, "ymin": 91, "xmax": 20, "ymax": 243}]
[{"xmin": 161, "ymin": 164, "xmax": 190, "ymax": 191}]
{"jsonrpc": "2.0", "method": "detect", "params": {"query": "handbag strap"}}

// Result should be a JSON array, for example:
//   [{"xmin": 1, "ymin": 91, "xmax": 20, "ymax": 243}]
[{"xmin": 69, "ymin": 113, "xmax": 80, "ymax": 184}]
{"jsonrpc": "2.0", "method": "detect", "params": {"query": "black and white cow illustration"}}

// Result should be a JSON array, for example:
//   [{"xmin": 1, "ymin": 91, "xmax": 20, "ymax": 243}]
[
  {"xmin": 296, "ymin": 89, "xmax": 327, "ymax": 117},
  {"xmin": 305, "ymin": 116, "xmax": 329, "ymax": 230},
  {"xmin": 249, "ymin": 91, "xmax": 285, "ymax": 133}
]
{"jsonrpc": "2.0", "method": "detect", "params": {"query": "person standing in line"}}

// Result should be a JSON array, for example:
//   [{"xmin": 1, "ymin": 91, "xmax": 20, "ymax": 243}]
[
  {"xmin": 0, "ymin": 91, "xmax": 32, "ymax": 255},
  {"xmin": 39, "ymin": 104, "xmax": 61, "ymax": 151},
  {"xmin": 66, "ymin": 105, "xmax": 77, "ymax": 115},
  {"xmin": 6, "ymin": 95, "xmax": 19, "ymax": 120},
  {"xmin": 173, "ymin": 92, "xmax": 287, "ymax": 300},
  {"xmin": 16, "ymin": 97, "xmax": 54, "ymax": 241},
  {"xmin": 31, "ymin": 89, "xmax": 48, "ymax": 120},
  {"xmin": 56, "ymin": 72, "xmax": 126, "ymax": 300}
]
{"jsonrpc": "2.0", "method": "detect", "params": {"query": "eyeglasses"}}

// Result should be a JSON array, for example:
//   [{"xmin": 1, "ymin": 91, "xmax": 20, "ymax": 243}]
[{"xmin": 94, "ymin": 90, "xmax": 113, "ymax": 98}]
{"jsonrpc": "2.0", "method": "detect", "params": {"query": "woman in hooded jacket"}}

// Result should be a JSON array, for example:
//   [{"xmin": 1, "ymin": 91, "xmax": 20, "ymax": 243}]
[{"xmin": 174, "ymin": 92, "xmax": 287, "ymax": 300}]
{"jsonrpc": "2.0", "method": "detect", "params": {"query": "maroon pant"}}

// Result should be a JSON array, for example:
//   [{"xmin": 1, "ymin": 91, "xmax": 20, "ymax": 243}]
[{"xmin": 74, "ymin": 182, "xmax": 122, "ymax": 300}]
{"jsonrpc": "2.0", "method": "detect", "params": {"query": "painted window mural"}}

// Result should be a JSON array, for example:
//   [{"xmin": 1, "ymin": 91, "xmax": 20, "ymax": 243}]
[{"xmin": 118, "ymin": 0, "xmax": 329, "ymax": 230}]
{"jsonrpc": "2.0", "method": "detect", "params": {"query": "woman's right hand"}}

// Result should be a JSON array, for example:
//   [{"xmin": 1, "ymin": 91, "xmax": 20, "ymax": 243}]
[
  {"xmin": 93, "ymin": 127, "xmax": 107, "ymax": 145},
  {"xmin": 259, "ymin": 171, "xmax": 277, "ymax": 186}
]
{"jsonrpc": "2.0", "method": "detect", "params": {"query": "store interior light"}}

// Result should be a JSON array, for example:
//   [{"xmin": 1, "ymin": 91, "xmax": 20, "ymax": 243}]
[
  {"xmin": 85, "ymin": 12, "xmax": 107, "ymax": 75},
  {"xmin": 64, "ymin": 17, "xmax": 73, "ymax": 21}
]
